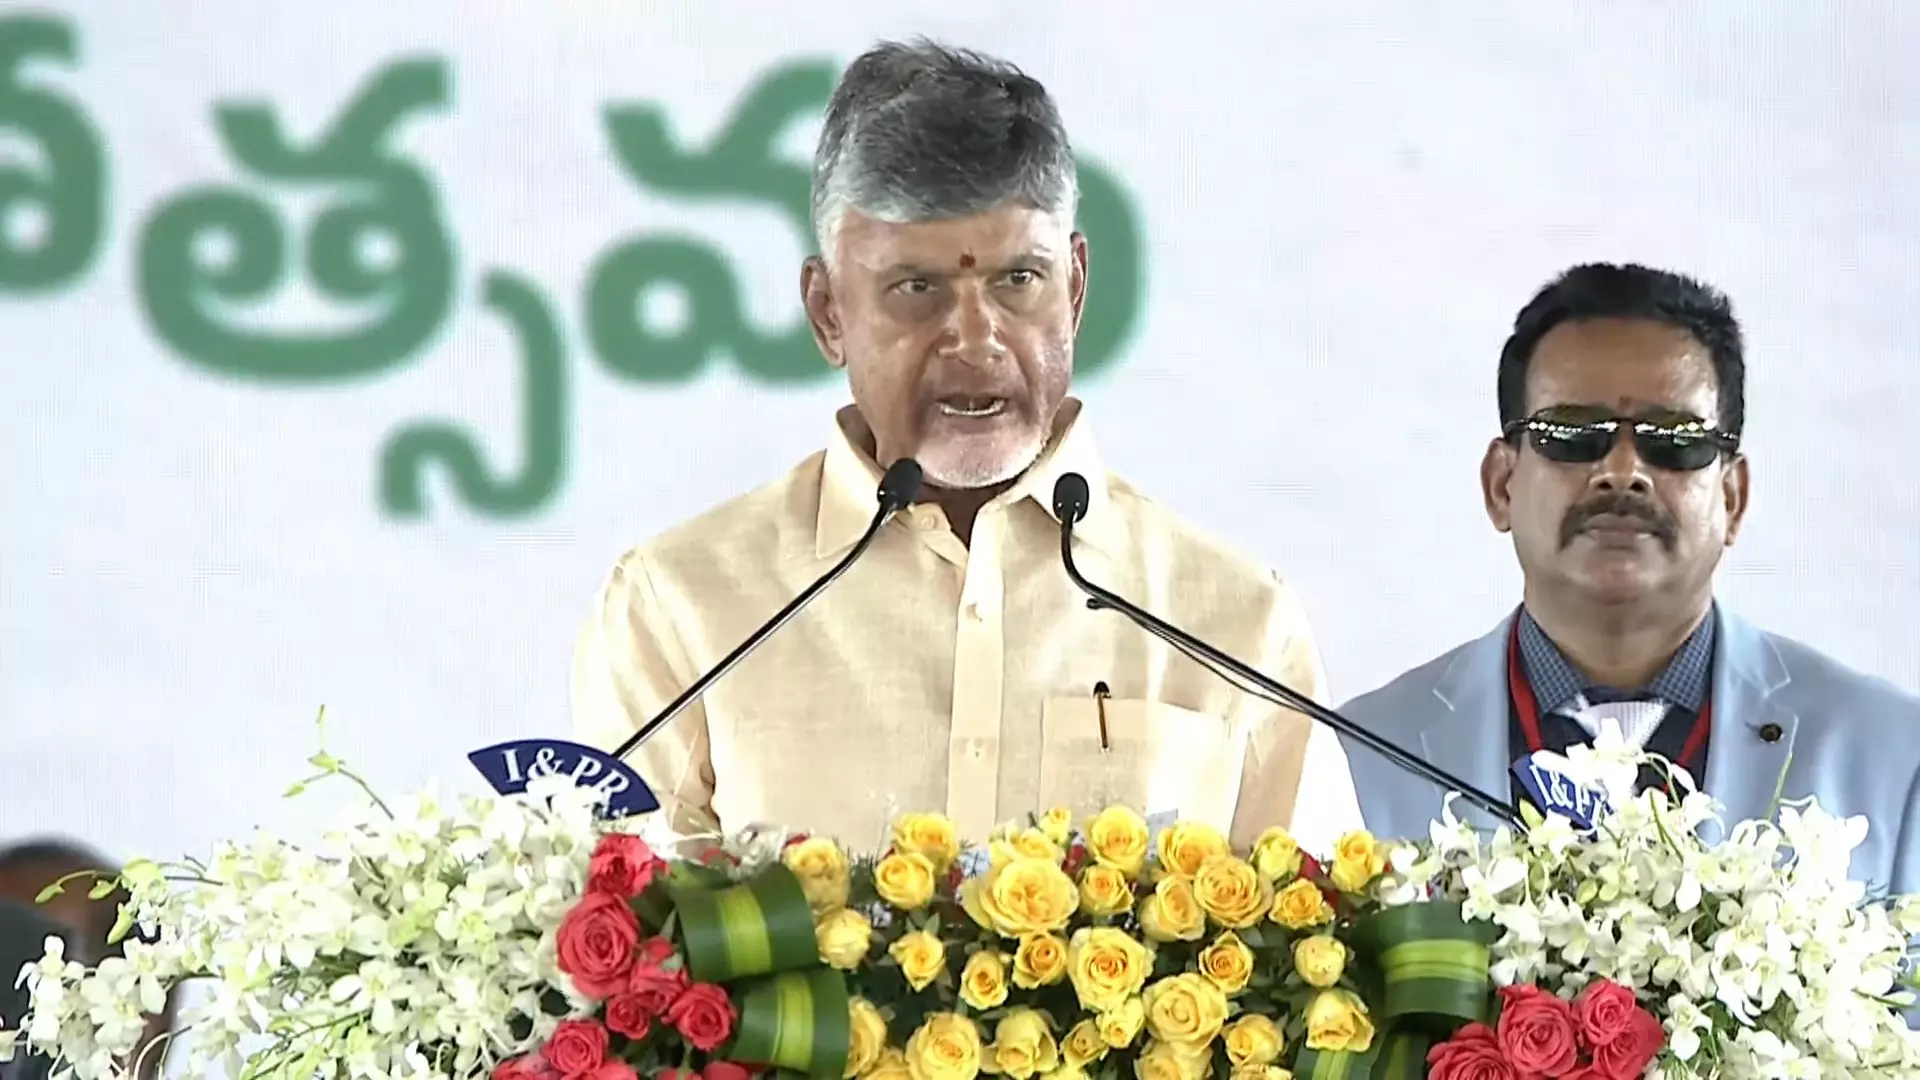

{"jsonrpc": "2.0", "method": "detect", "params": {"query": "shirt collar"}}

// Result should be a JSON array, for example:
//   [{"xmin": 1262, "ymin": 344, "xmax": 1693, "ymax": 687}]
[
  {"xmin": 816, "ymin": 397, "xmax": 1120, "ymax": 558},
  {"xmin": 1516, "ymin": 605, "xmax": 1717, "ymax": 714}
]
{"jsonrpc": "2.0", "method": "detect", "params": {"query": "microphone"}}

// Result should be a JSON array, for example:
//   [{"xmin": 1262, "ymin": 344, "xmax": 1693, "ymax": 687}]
[
  {"xmin": 608, "ymin": 457, "xmax": 924, "ymax": 763},
  {"xmin": 1050, "ymin": 472, "xmax": 1522, "ymax": 827}
]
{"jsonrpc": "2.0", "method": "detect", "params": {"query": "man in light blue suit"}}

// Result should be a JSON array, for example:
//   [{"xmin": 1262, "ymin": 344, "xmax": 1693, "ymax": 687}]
[{"xmin": 1338, "ymin": 263, "xmax": 1920, "ymax": 898}]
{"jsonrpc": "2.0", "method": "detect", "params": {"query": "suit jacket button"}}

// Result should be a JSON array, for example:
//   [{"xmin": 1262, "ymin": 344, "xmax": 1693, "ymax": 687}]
[{"xmin": 1759, "ymin": 722, "xmax": 1784, "ymax": 743}]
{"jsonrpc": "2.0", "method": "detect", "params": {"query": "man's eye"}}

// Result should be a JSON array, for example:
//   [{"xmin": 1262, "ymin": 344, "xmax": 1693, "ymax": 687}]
[
  {"xmin": 893, "ymin": 278, "xmax": 932, "ymax": 295},
  {"xmin": 1004, "ymin": 269, "xmax": 1040, "ymax": 287}
]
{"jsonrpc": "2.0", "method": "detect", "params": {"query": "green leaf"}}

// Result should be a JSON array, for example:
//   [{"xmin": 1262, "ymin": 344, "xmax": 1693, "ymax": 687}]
[
  {"xmin": 34, "ymin": 882, "xmax": 65, "ymax": 903},
  {"xmin": 284, "ymin": 782, "xmax": 307, "ymax": 798},
  {"xmin": 1519, "ymin": 800, "xmax": 1545, "ymax": 829},
  {"xmin": 87, "ymin": 879, "xmax": 117, "ymax": 900}
]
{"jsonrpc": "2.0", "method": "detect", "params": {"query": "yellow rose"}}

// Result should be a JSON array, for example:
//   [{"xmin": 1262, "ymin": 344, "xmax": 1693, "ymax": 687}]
[
  {"xmin": 1222, "ymin": 1014, "xmax": 1285, "ymax": 1067},
  {"xmin": 863, "ymin": 1050, "xmax": 914, "ymax": 1080},
  {"xmin": 892, "ymin": 813, "xmax": 962, "ymax": 872},
  {"xmin": 1154, "ymin": 821, "xmax": 1229, "ymax": 880},
  {"xmin": 1077, "ymin": 865, "xmax": 1134, "ymax": 918},
  {"xmin": 1012, "ymin": 933, "xmax": 1068, "ymax": 989},
  {"xmin": 816, "ymin": 907, "xmax": 874, "ymax": 970},
  {"xmin": 982, "ymin": 1007, "xmax": 1058, "ymax": 1080},
  {"xmin": 1060, "ymin": 1020, "xmax": 1108, "ymax": 1068},
  {"xmin": 1192, "ymin": 856, "xmax": 1272, "ymax": 929},
  {"xmin": 961, "ymin": 857, "xmax": 1078, "ymax": 938},
  {"xmin": 1329, "ymin": 831, "xmax": 1387, "ymax": 894},
  {"xmin": 1292, "ymin": 934, "xmax": 1348, "ymax": 988},
  {"xmin": 1084, "ymin": 806, "xmax": 1151, "ymax": 876},
  {"xmin": 783, "ymin": 836, "xmax": 852, "ymax": 912},
  {"xmin": 1138, "ymin": 875, "xmax": 1205, "ymax": 943},
  {"xmin": 1229, "ymin": 1068, "xmax": 1294, "ymax": 1080},
  {"xmin": 960, "ymin": 950, "xmax": 1011, "ymax": 1011},
  {"xmin": 906, "ymin": 1013, "xmax": 983, "ymax": 1080},
  {"xmin": 987, "ymin": 829, "xmax": 1064, "ymax": 870},
  {"xmin": 1249, "ymin": 826, "xmax": 1303, "ymax": 882},
  {"xmin": 1196, "ymin": 931, "xmax": 1254, "ymax": 995},
  {"xmin": 1066, "ymin": 927, "xmax": 1153, "ymax": 1013},
  {"xmin": 875, "ymin": 852, "xmax": 938, "ymax": 911},
  {"xmin": 1142, "ymin": 973, "xmax": 1229, "ymax": 1053},
  {"xmin": 1038, "ymin": 807, "xmax": 1074, "ymax": 847},
  {"xmin": 1268, "ymin": 879, "xmax": 1334, "ymax": 931},
  {"xmin": 1096, "ymin": 997, "xmax": 1145, "ymax": 1048},
  {"xmin": 890, "ymin": 930, "xmax": 949, "ymax": 992},
  {"xmin": 1303, "ymin": 989, "xmax": 1375, "ymax": 1055},
  {"xmin": 1132, "ymin": 1040, "xmax": 1209, "ymax": 1080},
  {"xmin": 846, "ymin": 998, "xmax": 890, "ymax": 1078}
]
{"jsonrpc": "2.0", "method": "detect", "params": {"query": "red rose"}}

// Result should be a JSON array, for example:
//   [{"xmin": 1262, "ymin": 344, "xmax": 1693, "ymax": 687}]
[
  {"xmin": 1589, "ymin": 1007, "xmax": 1664, "ymax": 1080},
  {"xmin": 1062, "ymin": 842, "xmax": 1089, "ymax": 876},
  {"xmin": 544, "ymin": 1020, "xmax": 611, "ymax": 1078},
  {"xmin": 656, "ymin": 1071, "xmax": 694, "ymax": 1080},
  {"xmin": 705, "ymin": 1062, "xmax": 752, "ymax": 1080},
  {"xmin": 628, "ymin": 957, "xmax": 690, "ymax": 1016},
  {"xmin": 783, "ymin": 833, "xmax": 810, "ymax": 850},
  {"xmin": 605, "ymin": 994, "xmax": 653, "ymax": 1040},
  {"xmin": 1496, "ymin": 985, "xmax": 1580, "ymax": 1077},
  {"xmin": 557, "ymin": 893, "xmax": 641, "ymax": 999},
  {"xmin": 1427, "ymin": 1024, "xmax": 1519, "ymax": 1080},
  {"xmin": 494, "ymin": 1056, "xmax": 554, "ymax": 1080},
  {"xmin": 666, "ymin": 983, "xmax": 738, "ymax": 1052},
  {"xmin": 636, "ymin": 936, "xmax": 676, "ymax": 969},
  {"xmin": 1574, "ymin": 980, "xmax": 1640, "ymax": 1048},
  {"xmin": 590, "ymin": 835, "xmax": 663, "ymax": 898},
  {"xmin": 586, "ymin": 1063, "xmax": 638, "ymax": 1080}
]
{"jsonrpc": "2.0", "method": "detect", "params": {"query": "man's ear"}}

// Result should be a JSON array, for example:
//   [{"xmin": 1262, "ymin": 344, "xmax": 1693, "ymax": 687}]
[
  {"xmin": 1722, "ymin": 453, "xmax": 1751, "ymax": 546},
  {"xmin": 1068, "ymin": 231, "xmax": 1089, "ymax": 334},
  {"xmin": 801, "ymin": 256, "xmax": 844, "ymax": 369},
  {"xmin": 1481, "ymin": 437, "xmax": 1517, "ymax": 533}
]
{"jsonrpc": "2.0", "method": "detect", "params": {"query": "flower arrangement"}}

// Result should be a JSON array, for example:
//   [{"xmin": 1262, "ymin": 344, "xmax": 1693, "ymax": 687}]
[
  {"xmin": 775, "ymin": 805, "xmax": 1465, "ymax": 1080},
  {"xmin": 5, "ymin": 732, "xmax": 1920, "ymax": 1080},
  {"xmin": 0, "ymin": 752, "xmax": 852, "ymax": 1080},
  {"xmin": 1398, "ymin": 733, "xmax": 1920, "ymax": 1079}
]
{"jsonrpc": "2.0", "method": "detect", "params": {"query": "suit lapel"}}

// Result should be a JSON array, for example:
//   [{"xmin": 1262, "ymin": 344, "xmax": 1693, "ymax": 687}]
[
  {"xmin": 1700, "ymin": 608, "xmax": 1798, "ymax": 831},
  {"xmin": 1421, "ymin": 615, "xmax": 1519, "ymax": 831}
]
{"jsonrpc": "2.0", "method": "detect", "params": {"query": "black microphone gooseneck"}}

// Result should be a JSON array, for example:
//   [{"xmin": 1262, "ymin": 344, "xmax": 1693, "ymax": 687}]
[
  {"xmin": 1049, "ymin": 472, "xmax": 1522, "ymax": 828},
  {"xmin": 609, "ymin": 458, "xmax": 924, "ymax": 763}
]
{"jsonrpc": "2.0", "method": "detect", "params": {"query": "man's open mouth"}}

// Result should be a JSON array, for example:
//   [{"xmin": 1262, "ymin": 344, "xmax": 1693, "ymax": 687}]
[{"xmin": 934, "ymin": 396, "xmax": 1009, "ymax": 419}]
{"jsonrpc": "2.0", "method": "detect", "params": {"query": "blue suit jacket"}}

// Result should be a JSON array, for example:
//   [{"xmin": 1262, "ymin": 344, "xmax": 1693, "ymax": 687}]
[{"xmin": 1337, "ymin": 607, "xmax": 1920, "ymax": 899}]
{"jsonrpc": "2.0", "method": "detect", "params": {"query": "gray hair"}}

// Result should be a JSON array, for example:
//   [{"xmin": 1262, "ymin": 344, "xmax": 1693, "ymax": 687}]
[{"xmin": 810, "ymin": 39, "xmax": 1078, "ymax": 257}]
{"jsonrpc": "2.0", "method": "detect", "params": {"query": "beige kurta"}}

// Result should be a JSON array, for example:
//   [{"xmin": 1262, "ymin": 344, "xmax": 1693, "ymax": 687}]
[{"xmin": 570, "ymin": 399, "xmax": 1364, "ymax": 855}]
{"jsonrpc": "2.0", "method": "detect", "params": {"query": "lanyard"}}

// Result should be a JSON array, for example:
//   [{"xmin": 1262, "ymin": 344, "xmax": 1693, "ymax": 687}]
[{"xmin": 1506, "ymin": 619, "xmax": 1713, "ymax": 771}]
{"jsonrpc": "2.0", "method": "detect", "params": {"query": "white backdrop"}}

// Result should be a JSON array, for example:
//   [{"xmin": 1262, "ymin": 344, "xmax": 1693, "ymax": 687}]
[{"xmin": 2, "ymin": 1, "xmax": 1917, "ymax": 864}]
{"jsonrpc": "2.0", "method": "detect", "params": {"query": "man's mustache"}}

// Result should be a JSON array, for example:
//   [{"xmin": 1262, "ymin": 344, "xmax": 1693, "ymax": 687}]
[{"xmin": 1559, "ymin": 493, "xmax": 1678, "ymax": 549}]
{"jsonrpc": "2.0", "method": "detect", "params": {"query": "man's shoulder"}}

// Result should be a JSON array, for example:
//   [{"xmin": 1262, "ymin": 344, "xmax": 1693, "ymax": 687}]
[
  {"xmin": 1758, "ymin": 625, "xmax": 1920, "ymax": 722},
  {"xmin": 606, "ymin": 451, "xmax": 828, "ymax": 584},
  {"xmin": 1340, "ymin": 636, "xmax": 1490, "ymax": 719},
  {"xmin": 1102, "ymin": 473, "xmax": 1289, "ymax": 595}
]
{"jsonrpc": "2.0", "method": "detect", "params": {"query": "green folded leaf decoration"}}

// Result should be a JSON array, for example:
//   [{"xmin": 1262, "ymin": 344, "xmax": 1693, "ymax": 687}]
[
  {"xmin": 1293, "ymin": 900, "xmax": 1496, "ymax": 1080},
  {"xmin": 672, "ymin": 865, "xmax": 820, "ymax": 983},
  {"xmin": 668, "ymin": 865, "xmax": 852, "ymax": 1079},
  {"xmin": 728, "ymin": 968, "xmax": 852, "ymax": 1079}
]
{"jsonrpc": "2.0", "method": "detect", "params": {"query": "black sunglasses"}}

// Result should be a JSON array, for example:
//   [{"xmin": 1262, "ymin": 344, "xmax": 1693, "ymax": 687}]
[{"xmin": 1503, "ymin": 406, "xmax": 1740, "ymax": 472}]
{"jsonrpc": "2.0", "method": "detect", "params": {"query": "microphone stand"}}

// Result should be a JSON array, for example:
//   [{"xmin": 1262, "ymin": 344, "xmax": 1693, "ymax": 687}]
[
  {"xmin": 1056, "ymin": 508, "xmax": 1522, "ymax": 828},
  {"xmin": 610, "ymin": 459, "xmax": 922, "ymax": 763}
]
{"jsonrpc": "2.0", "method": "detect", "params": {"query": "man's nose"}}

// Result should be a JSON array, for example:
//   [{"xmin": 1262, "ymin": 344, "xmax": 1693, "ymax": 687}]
[
  {"xmin": 944, "ymin": 286, "xmax": 1005, "ymax": 368},
  {"xmin": 1587, "ymin": 427, "xmax": 1655, "ymax": 495}
]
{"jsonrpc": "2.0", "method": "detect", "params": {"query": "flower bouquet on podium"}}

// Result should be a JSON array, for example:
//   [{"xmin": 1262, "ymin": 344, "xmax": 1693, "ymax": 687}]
[{"xmin": 3, "ymin": 728, "xmax": 1919, "ymax": 1080}]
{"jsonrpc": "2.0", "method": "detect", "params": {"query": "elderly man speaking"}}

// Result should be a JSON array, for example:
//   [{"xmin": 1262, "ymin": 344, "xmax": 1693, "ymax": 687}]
[{"xmin": 570, "ymin": 40, "xmax": 1360, "ymax": 854}]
